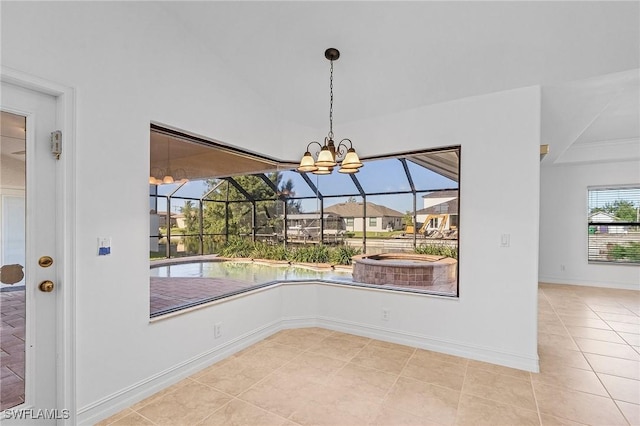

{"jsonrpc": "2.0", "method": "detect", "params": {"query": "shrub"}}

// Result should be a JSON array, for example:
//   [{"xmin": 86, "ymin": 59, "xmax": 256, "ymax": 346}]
[
  {"xmin": 610, "ymin": 242, "xmax": 640, "ymax": 262},
  {"xmin": 330, "ymin": 245, "xmax": 362, "ymax": 265},
  {"xmin": 291, "ymin": 244, "xmax": 330, "ymax": 263},
  {"xmin": 415, "ymin": 243, "xmax": 458, "ymax": 259},
  {"xmin": 219, "ymin": 236, "xmax": 253, "ymax": 258},
  {"xmin": 218, "ymin": 240, "xmax": 365, "ymax": 265}
]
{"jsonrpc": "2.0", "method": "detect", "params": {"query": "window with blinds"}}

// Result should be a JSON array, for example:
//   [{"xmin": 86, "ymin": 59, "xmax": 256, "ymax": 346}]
[{"xmin": 587, "ymin": 186, "xmax": 640, "ymax": 264}]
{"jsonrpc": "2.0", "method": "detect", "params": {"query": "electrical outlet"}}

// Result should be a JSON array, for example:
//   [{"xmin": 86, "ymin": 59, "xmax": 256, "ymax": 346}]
[
  {"xmin": 560, "ymin": 264, "xmax": 566, "ymax": 272},
  {"xmin": 382, "ymin": 308, "xmax": 390, "ymax": 321},
  {"xmin": 214, "ymin": 322, "xmax": 222, "ymax": 338}
]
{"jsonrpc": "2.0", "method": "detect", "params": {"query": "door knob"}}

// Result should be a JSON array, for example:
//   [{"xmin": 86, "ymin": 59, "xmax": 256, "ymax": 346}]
[{"xmin": 39, "ymin": 280, "xmax": 54, "ymax": 292}]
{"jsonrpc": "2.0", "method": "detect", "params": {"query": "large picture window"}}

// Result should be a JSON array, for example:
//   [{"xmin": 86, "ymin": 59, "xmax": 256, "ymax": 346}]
[
  {"xmin": 588, "ymin": 186, "xmax": 640, "ymax": 264},
  {"xmin": 149, "ymin": 126, "xmax": 460, "ymax": 317}
]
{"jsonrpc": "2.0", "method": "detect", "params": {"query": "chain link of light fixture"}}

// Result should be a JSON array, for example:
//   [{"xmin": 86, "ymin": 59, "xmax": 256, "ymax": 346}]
[{"xmin": 328, "ymin": 60, "xmax": 334, "ymax": 141}]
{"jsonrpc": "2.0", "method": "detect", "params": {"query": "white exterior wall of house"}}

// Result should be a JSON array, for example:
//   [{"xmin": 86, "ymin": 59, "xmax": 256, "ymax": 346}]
[
  {"xmin": 349, "ymin": 216, "xmax": 402, "ymax": 232},
  {"xmin": 3, "ymin": 3, "xmax": 541, "ymax": 423},
  {"xmin": 588, "ymin": 212, "xmax": 626, "ymax": 234},
  {"xmin": 423, "ymin": 196, "xmax": 456, "ymax": 210}
]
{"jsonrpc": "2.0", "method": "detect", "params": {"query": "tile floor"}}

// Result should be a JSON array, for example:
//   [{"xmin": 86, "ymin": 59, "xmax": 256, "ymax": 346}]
[
  {"xmin": 97, "ymin": 283, "xmax": 640, "ymax": 425},
  {"xmin": 0, "ymin": 287, "xmax": 26, "ymax": 410}
]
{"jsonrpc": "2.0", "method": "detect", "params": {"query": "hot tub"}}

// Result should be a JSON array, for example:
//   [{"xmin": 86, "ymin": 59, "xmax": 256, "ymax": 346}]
[{"xmin": 351, "ymin": 253, "xmax": 457, "ymax": 288}]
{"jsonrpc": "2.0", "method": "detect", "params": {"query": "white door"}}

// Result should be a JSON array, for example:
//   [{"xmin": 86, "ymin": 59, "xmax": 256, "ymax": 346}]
[{"xmin": 1, "ymin": 81, "xmax": 61, "ymax": 422}]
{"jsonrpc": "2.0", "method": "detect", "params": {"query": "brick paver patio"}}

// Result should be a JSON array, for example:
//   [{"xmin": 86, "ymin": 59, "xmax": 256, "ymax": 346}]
[{"xmin": 150, "ymin": 276, "xmax": 260, "ymax": 315}]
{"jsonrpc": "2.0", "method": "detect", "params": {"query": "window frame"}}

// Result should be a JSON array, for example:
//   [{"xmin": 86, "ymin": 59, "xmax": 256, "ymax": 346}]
[{"xmin": 587, "ymin": 185, "xmax": 640, "ymax": 265}]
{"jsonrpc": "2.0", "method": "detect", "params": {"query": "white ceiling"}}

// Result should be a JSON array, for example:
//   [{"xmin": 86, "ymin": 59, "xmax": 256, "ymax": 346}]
[
  {"xmin": 159, "ymin": 1, "xmax": 639, "ymax": 165},
  {"xmin": 542, "ymin": 69, "xmax": 639, "ymax": 164},
  {"xmin": 3, "ymin": 2, "xmax": 638, "ymax": 170}
]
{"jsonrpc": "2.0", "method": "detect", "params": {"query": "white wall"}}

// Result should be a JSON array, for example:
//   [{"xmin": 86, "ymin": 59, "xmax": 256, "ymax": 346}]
[
  {"xmin": 1, "ymin": 0, "xmax": 290, "ymax": 414},
  {"xmin": 540, "ymin": 160, "xmax": 640, "ymax": 289},
  {"xmin": 341, "ymin": 86, "xmax": 541, "ymax": 365},
  {"xmin": 2, "ymin": 2, "xmax": 541, "ymax": 423}
]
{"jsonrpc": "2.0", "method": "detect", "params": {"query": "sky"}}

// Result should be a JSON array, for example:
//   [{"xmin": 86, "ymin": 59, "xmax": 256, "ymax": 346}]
[
  {"xmin": 152, "ymin": 158, "xmax": 459, "ymax": 215},
  {"xmin": 588, "ymin": 187, "xmax": 640, "ymax": 208}
]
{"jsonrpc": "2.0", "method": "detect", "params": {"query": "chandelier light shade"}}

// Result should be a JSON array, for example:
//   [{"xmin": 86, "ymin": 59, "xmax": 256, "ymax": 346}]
[
  {"xmin": 297, "ymin": 151, "xmax": 318, "ymax": 172},
  {"xmin": 341, "ymin": 147, "xmax": 363, "ymax": 169},
  {"xmin": 315, "ymin": 145, "xmax": 337, "ymax": 167},
  {"xmin": 297, "ymin": 48, "xmax": 363, "ymax": 175},
  {"xmin": 314, "ymin": 166, "xmax": 334, "ymax": 175}
]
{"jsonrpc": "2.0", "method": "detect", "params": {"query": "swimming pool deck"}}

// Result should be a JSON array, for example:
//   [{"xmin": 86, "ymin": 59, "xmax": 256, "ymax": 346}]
[
  {"xmin": 150, "ymin": 255, "xmax": 456, "ymax": 316},
  {"xmin": 150, "ymin": 276, "xmax": 259, "ymax": 314},
  {"xmin": 151, "ymin": 278, "xmax": 455, "ymax": 315}
]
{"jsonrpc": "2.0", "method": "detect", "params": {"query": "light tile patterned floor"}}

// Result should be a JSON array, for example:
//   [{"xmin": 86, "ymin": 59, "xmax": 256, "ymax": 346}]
[
  {"xmin": 0, "ymin": 287, "xmax": 26, "ymax": 410},
  {"xmin": 98, "ymin": 283, "xmax": 640, "ymax": 425}
]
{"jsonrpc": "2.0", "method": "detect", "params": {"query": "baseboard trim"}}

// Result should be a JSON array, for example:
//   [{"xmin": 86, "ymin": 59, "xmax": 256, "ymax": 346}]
[
  {"xmin": 539, "ymin": 276, "xmax": 639, "ymax": 291},
  {"xmin": 315, "ymin": 316, "xmax": 539, "ymax": 372},
  {"xmin": 77, "ymin": 320, "xmax": 281, "ymax": 426}
]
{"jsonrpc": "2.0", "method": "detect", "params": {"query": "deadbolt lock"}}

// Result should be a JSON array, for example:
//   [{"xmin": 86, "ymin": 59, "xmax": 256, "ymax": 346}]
[
  {"xmin": 39, "ymin": 256, "xmax": 54, "ymax": 268},
  {"xmin": 39, "ymin": 280, "xmax": 54, "ymax": 292}
]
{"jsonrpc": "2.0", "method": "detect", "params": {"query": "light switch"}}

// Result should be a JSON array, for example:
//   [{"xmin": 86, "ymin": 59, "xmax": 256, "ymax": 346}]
[
  {"xmin": 98, "ymin": 237, "xmax": 112, "ymax": 256},
  {"xmin": 500, "ymin": 234, "xmax": 510, "ymax": 247}
]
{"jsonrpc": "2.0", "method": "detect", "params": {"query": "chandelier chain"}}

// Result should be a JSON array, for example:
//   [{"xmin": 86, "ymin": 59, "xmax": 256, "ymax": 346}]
[{"xmin": 328, "ymin": 60, "xmax": 334, "ymax": 140}]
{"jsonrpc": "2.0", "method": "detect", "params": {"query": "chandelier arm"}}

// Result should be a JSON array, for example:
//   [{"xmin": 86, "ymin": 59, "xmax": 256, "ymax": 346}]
[
  {"xmin": 335, "ymin": 138, "xmax": 354, "ymax": 159},
  {"xmin": 306, "ymin": 141, "xmax": 324, "ymax": 156}
]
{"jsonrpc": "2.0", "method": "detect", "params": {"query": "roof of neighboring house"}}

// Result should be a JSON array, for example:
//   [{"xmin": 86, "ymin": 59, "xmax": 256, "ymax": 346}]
[
  {"xmin": 155, "ymin": 211, "xmax": 180, "ymax": 218},
  {"xmin": 588, "ymin": 211, "xmax": 618, "ymax": 221},
  {"xmin": 322, "ymin": 202, "xmax": 404, "ymax": 218},
  {"xmin": 422, "ymin": 190, "xmax": 459, "ymax": 199},
  {"xmin": 416, "ymin": 198, "xmax": 459, "ymax": 215},
  {"xmin": 287, "ymin": 213, "xmax": 340, "ymax": 220}
]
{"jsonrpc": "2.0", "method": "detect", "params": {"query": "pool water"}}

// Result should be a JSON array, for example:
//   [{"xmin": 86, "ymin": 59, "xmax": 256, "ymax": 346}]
[{"xmin": 150, "ymin": 261, "xmax": 353, "ymax": 284}]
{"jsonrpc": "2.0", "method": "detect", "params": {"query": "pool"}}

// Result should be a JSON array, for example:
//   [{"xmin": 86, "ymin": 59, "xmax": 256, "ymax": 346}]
[
  {"xmin": 149, "ymin": 258, "xmax": 454, "ymax": 318},
  {"xmin": 149, "ymin": 260, "xmax": 357, "ymax": 316},
  {"xmin": 150, "ymin": 260, "xmax": 353, "ymax": 283}
]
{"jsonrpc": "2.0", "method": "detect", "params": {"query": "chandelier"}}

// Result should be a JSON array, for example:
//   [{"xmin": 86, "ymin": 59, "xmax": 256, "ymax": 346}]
[
  {"xmin": 297, "ymin": 48, "xmax": 363, "ymax": 175},
  {"xmin": 149, "ymin": 136, "xmax": 189, "ymax": 185}
]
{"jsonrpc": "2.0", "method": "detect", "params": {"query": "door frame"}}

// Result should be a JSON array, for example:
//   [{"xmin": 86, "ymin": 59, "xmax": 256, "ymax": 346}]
[{"xmin": 1, "ymin": 66, "xmax": 76, "ymax": 424}]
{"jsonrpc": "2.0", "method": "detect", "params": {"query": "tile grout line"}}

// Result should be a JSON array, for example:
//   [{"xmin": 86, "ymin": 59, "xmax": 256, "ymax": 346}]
[
  {"xmin": 452, "ymin": 356, "xmax": 469, "ymax": 426},
  {"xmin": 537, "ymin": 288, "xmax": 623, "ymax": 425},
  {"xmin": 557, "ymin": 295, "xmax": 636, "ymax": 425},
  {"xmin": 378, "ymin": 346, "xmax": 417, "ymax": 406},
  {"xmin": 532, "ymin": 288, "xmax": 550, "ymax": 426}
]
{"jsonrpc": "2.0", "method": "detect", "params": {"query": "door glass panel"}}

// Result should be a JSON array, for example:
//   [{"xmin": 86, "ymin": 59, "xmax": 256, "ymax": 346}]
[{"xmin": 0, "ymin": 111, "xmax": 26, "ymax": 409}]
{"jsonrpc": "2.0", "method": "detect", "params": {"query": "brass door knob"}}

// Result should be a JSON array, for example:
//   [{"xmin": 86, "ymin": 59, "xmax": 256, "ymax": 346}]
[{"xmin": 39, "ymin": 280, "xmax": 54, "ymax": 292}]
